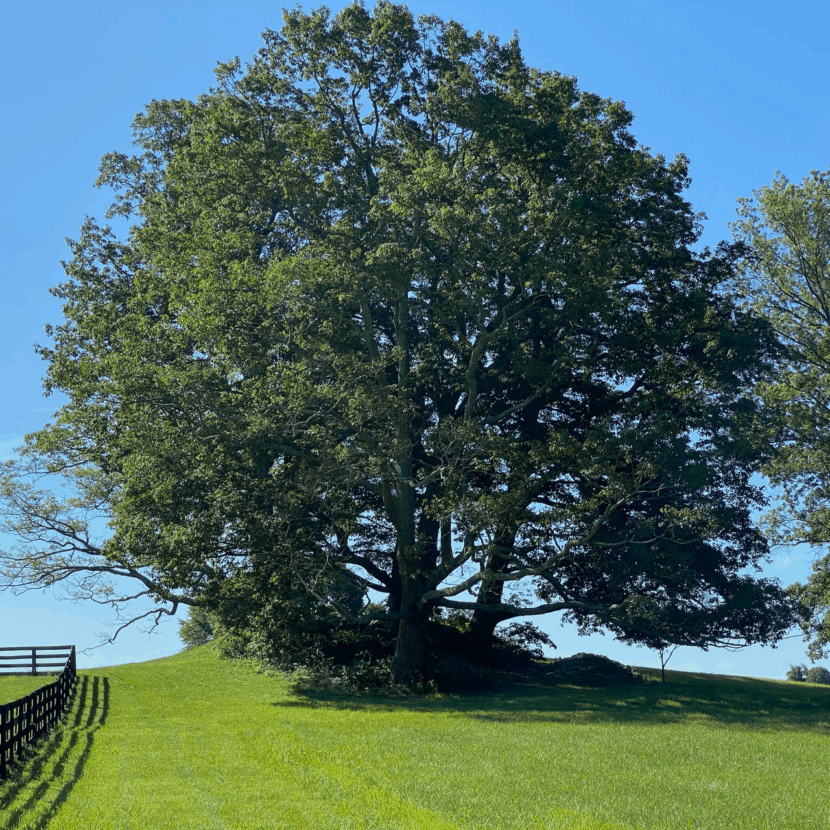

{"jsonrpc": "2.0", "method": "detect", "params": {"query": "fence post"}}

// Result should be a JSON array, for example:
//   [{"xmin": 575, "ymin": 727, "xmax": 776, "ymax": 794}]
[{"xmin": 31, "ymin": 647, "xmax": 37, "ymax": 676}]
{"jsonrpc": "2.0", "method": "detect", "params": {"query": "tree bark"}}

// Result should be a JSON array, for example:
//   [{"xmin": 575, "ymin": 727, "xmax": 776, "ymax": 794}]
[
  {"xmin": 469, "ymin": 534, "xmax": 515, "ymax": 645},
  {"xmin": 392, "ymin": 606, "xmax": 430, "ymax": 685}
]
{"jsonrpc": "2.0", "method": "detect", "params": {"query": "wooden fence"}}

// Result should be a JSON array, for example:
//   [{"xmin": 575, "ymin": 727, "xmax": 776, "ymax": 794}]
[
  {"xmin": 0, "ymin": 646, "xmax": 77, "ymax": 779},
  {"xmin": 0, "ymin": 645, "xmax": 76, "ymax": 677}
]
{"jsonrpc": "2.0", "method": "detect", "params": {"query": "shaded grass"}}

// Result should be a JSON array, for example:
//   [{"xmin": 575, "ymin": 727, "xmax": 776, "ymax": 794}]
[
  {"xmin": 0, "ymin": 677, "xmax": 55, "ymax": 705},
  {"xmin": 0, "ymin": 646, "xmax": 828, "ymax": 829},
  {"xmin": 298, "ymin": 663, "xmax": 830, "ymax": 732}
]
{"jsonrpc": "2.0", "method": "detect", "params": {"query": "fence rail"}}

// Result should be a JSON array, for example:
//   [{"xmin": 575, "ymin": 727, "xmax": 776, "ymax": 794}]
[
  {"xmin": 0, "ymin": 645, "xmax": 76, "ymax": 676},
  {"xmin": 0, "ymin": 645, "xmax": 77, "ymax": 779}
]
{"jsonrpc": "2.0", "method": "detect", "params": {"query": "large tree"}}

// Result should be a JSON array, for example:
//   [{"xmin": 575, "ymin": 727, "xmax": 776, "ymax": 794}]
[
  {"xmin": 1, "ymin": 2, "xmax": 794, "ymax": 684},
  {"xmin": 732, "ymin": 169, "xmax": 830, "ymax": 659}
]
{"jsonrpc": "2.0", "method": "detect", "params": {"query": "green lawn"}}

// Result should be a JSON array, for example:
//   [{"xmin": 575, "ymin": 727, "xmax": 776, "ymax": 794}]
[
  {"xmin": 1, "ymin": 646, "xmax": 829, "ymax": 829},
  {"xmin": 0, "ymin": 676, "xmax": 55, "ymax": 705}
]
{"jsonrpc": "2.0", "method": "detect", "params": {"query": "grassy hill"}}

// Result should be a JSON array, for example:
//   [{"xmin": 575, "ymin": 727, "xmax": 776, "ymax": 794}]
[
  {"xmin": 0, "ymin": 677, "xmax": 55, "ymax": 704},
  {"xmin": 1, "ymin": 646, "xmax": 829, "ymax": 829}
]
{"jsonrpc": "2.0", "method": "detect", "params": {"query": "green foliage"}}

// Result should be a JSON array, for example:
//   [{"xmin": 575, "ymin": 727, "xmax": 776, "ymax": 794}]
[
  {"xmin": 203, "ymin": 569, "xmax": 395, "ymax": 674},
  {"xmin": 733, "ymin": 170, "xmax": 830, "ymax": 660},
  {"xmin": 177, "ymin": 606, "xmax": 216, "ymax": 649},
  {"xmin": 546, "ymin": 652, "xmax": 643, "ymax": 686},
  {"xmin": 783, "ymin": 663, "xmax": 830, "ymax": 684},
  {"xmin": 786, "ymin": 663, "xmax": 807, "ymax": 682},
  {"xmin": 804, "ymin": 665, "xmax": 830, "ymax": 685},
  {"xmin": 1, "ymin": 1, "xmax": 796, "ymax": 685},
  {"xmin": 496, "ymin": 621, "xmax": 556, "ymax": 659}
]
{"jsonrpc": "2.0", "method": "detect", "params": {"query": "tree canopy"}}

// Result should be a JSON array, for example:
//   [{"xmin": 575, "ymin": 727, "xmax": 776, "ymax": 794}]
[
  {"xmin": 732, "ymin": 169, "xmax": 830, "ymax": 660},
  {"xmin": 0, "ymin": 2, "xmax": 796, "ymax": 684}
]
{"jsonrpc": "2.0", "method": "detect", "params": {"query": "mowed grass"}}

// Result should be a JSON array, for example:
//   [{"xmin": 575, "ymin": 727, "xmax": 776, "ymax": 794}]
[
  {"xmin": 1, "ymin": 647, "xmax": 829, "ymax": 829},
  {"xmin": 0, "ymin": 677, "xmax": 54, "ymax": 704}
]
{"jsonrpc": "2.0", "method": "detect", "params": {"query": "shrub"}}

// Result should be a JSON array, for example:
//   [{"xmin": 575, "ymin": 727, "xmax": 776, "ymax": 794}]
[
  {"xmin": 804, "ymin": 666, "xmax": 830, "ymax": 685},
  {"xmin": 292, "ymin": 654, "xmax": 398, "ymax": 693},
  {"xmin": 547, "ymin": 653, "xmax": 642, "ymax": 686}
]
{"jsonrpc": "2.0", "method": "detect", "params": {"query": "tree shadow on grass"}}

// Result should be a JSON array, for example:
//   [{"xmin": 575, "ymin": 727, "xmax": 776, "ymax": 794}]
[
  {"xmin": 273, "ymin": 666, "xmax": 830, "ymax": 733},
  {"xmin": 0, "ymin": 674, "xmax": 110, "ymax": 829}
]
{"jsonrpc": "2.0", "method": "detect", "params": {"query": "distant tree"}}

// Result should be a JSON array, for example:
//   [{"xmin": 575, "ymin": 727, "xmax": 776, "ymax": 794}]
[
  {"xmin": 179, "ymin": 607, "xmax": 216, "ymax": 649},
  {"xmin": 0, "ymin": 1, "xmax": 797, "ymax": 685},
  {"xmin": 733, "ymin": 170, "xmax": 830, "ymax": 661},
  {"xmin": 804, "ymin": 665, "xmax": 830, "ymax": 685},
  {"xmin": 785, "ymin": 664, "xmax": 806, "ymax": 682}
]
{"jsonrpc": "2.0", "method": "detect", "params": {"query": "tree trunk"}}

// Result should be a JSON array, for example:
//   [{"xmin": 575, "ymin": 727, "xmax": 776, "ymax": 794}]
[
  {"xmin": 387, "ymin": 556, "xmax": 403, "ymax": 615},
  {"xmin": 470, "ymin": 536, "xmax": 514, "ymax": 645},
  {"xmin": 392, "ymin": 607, "xmax": 429, "ymax": 685},
  {"xmin": 468, "ymin": 580, "xmax": 513, "ymax": 661}
]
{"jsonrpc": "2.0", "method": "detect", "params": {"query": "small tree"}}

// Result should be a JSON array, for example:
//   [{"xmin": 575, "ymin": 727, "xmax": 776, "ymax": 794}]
[
  {"xmin": 179, "ymin": 607, "xmax": 216, "ymax": 649},
  {"xmin": 657, "ymin": 644, "xmax": 681, "ymax": 683},
  {"xmin": 785, "ymin": 663, "xmax": 806, "ymax": 682},
  {"xmin": 804, "ymin": 665, "xmax": 830, "ymax": 685}
]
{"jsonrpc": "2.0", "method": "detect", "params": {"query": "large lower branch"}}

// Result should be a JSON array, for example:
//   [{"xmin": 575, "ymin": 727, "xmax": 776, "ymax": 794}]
[
  {"xmin": 424, "ymin": 496, "xmax": 631, "ymax": 603},
  {"xmin": 434, "ymin": 598, "xmax": 620, "ymax": 617},
  {"xmin": 434, "ymin": 597, "xmax": 771, "ymax": 650}
]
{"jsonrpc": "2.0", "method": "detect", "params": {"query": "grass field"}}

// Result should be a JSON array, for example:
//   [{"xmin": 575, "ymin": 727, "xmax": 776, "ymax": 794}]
[
  {"xmin": 1, "ymin": 646, "xmax": 829, "ymax": 829},
  {"xmin": 0, "ymin": 677, "xmax": 54, "ymax": 705}
]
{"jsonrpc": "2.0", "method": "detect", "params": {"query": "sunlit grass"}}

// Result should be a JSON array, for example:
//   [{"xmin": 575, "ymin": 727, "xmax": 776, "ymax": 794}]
[
  {"xmin": 0, "ymin": 676, "xmax": 53, "ymax": 705},
  {"xmin": 0, "ymin": 645, "xmax": 828, "ymax": 829}
]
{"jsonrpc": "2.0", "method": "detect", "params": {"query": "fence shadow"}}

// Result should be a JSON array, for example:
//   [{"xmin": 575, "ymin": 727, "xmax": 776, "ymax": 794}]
[
  {"xmin": 0, "ymin": 675, "xmax": 110, "ymax": 829},
  {"xmin": 276, "ymin": 667, "xmax": 830, "ymax": 733}
]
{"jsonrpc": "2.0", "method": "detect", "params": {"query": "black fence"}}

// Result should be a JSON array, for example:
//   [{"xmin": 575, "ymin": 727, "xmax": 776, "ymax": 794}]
[
  {"xmin": 0, "ymin": 646, "xmax": 77, "ymax": 779},
  {"xmin": 0, "ymin": 645, "xmax": 76, "ymax": 677}
]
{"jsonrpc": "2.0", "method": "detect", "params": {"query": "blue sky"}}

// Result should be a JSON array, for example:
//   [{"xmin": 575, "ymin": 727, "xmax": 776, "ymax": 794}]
[{"xmin": 2, "ymin": 0, "xmax": 829, "ymax": 674}]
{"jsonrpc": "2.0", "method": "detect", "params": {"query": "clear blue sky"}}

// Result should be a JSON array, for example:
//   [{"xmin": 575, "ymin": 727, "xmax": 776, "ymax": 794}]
[{"xmin": 2, "ymin": 0, "xmax": 828, "ymax": 674}]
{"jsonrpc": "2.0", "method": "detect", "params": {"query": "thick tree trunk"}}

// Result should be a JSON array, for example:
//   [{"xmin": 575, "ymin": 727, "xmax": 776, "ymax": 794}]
[
  {"xmin": 392, "ymin": 607, "xmax": 429, "ymax": 685},
  {"xmin": 469, "ymin": 576, "xmax": 511, "ymax": 643},
  {"xmin": 469, "ymin": 535, "xmax": 515, "ymax": 645}
]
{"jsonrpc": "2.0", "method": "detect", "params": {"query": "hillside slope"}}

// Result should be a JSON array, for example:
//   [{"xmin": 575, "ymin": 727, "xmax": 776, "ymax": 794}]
[
  {"xmin": 1, "ymin": 646, "xmax": 828, "ymax": 829},
  {"xmin": 0, "ymin": 677, "xmax": 55, "ymax": 704}
]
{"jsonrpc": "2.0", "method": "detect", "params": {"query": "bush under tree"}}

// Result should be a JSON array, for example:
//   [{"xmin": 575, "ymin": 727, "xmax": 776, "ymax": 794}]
[{"xmin": 546, "ymin": 653, "xmax": 642, "ymax": 686}]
